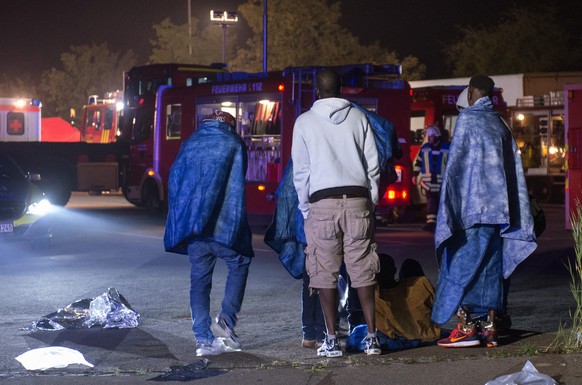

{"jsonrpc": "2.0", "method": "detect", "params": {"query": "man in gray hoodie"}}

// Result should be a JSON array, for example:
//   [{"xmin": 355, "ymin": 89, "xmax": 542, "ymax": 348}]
[{"xmin": 291, "ymin": 69, "xmax": 381, "ymax": 357}]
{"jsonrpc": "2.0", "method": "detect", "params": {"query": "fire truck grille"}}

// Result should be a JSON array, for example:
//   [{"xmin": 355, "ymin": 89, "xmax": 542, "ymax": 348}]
[{"xmin": 0, "ymin": 202, "xmax": 26, "ymax": 220}]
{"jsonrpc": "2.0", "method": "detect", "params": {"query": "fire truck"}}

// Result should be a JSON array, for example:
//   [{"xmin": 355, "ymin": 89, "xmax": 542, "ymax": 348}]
[
  {"xmin": 565, "ymin": 83, "xmax": 582, "ymax": 230},
  {"xmin": 119, "ymin": 63, "xmax": 413, "ymax": 218},
  {"xmin": 0, "ymin": 97, "xmax": 127, "ymax": 205},
  {"xmin": 79, "ymin": 91, "xmax": 124, "ymax": 143}
]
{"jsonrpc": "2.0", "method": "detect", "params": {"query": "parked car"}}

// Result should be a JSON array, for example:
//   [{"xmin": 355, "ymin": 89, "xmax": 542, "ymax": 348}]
[{"xmin": 0, "ymin": 154, "xmax": 53, "ymax": 247}]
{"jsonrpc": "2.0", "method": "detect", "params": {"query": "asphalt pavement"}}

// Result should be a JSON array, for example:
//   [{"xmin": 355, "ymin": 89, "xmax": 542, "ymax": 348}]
[{"xmin": 1, "ymin": 197, "xmax": 581, "ymax": 385}]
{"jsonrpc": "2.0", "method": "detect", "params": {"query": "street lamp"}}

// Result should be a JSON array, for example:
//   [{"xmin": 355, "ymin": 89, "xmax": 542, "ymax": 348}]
[{"xmin": 210, "ymin": 10, "xmax": 238, "ymax": 63}]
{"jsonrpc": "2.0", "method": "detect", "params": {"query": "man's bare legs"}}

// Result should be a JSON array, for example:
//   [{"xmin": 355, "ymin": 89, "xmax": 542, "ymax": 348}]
[
  {"xmin": 318, "ymin": 288, "xmax": 338, "ymax": 336},
  {"xmin": 356, "ymin": 285, "xmax": 376, "ymax": 334}
]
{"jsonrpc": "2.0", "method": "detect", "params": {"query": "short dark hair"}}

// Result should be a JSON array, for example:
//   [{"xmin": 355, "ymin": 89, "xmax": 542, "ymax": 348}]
[
  {"xmin": 316, "ymin": 69, "xmax": 341, "ymax": 98},
  {"xmin": 469, "ymin": 75, "xmax": 494, "ymax": 97}
]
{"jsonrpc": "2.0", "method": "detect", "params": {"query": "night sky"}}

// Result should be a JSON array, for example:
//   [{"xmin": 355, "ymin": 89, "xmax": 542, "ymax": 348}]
[{"xmin": 0, "ymin": 0, "xmax": 578, "ymax": 82}]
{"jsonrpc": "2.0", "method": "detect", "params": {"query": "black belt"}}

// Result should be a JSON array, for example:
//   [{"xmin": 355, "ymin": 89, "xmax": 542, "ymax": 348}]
[{"xmin": 309, "ymin": 186, "xmax": 369, "ymax": 203}]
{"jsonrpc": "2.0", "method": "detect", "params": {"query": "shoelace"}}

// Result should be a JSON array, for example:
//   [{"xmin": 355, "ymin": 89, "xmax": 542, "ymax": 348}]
[{"xmin": 448, "ymin": 328, "xmax": 466, "ymax": 339}]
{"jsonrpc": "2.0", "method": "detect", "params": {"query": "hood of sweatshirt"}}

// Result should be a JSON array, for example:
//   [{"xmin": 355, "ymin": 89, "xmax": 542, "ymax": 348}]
[{"xmin": 310, "ymin": 97, "xmax": 352, "ymax": 125}]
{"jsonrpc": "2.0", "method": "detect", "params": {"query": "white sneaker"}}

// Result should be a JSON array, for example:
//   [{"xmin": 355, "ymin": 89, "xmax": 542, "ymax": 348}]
[
  {"xmin": 211, "ymin": 317, "xmax": 241, "ymax": 349},
  {"xmin": 195, "ymin": 339, "xmax": 223, "ymax": 356}
]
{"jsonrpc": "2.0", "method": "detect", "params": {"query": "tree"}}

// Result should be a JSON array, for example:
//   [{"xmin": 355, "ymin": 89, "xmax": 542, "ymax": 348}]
[
  {"xmin": 148, "ymin": 17, "xmax": 238, "ymax": 65},
  {"xmin": 445, "ymin": 4, "xmax": 582, "ymax": 76},
  {"xmin": 39, "ymin": 43, "xmax": 136, "ymax": 119},
  {"xmin": 0, "ymin": 74, "xmax": 38, "ymax": 99},
  {"xmin": 230, "ymin": 0, "xmax": 425, "ymax": 80}
]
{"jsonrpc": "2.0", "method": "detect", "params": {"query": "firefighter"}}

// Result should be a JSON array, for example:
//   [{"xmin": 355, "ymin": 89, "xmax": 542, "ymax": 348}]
[{"xmin": 413, "ymin": 125, "xmax": 450, "ymax": 232}]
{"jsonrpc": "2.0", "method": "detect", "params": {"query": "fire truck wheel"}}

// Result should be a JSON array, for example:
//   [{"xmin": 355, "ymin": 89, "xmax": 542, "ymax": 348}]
[
  {"xmin": 529, "ymin": 179, "xmax": 552, "ymax": 204},
  {"xmin": 143, "ymin": 183, "xmax": 162, "ymax": 215},
  {"xmin": 44, "ymin": 181, "xmax": 72, "ymax": 206}
]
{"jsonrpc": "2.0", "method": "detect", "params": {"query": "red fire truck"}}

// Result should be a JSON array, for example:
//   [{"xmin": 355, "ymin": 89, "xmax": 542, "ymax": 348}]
[
  {"xmin": 119, "ymin": 63, "xmax": 413, "ymax": 218},
  {"xmin": 80, "ymin": 91, "xmax": 124, "ymax": 143},
  {"xmin": 565, "ymin": 83, "xmax": 582, "ymax": 230},
  {"xmin": 410, "ymin": 86, "xmax": 507, "ymax": 155},
  {"xmin": 0, "ymin": 97, "xmax": 128, "ymax": 205}
]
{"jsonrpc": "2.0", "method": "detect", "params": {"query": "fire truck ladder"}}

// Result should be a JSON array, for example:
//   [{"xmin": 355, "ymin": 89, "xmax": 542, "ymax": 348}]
[
  {"xmin": 289, "ymin": 67, "xmax": 318, "ymax": 118},
  {"xmin": 288, "ymin": 64, "xmax": 404, "ymax": 117}
]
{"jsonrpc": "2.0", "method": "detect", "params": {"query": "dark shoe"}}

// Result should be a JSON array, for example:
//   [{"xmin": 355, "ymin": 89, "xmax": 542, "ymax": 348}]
[
  {"xmin": 302, "ymin": 339, "xmax": 323, "ymax": 349},
  {"xmin": 495, "ymin": 314, "xmax": 512, "ymax": 332},
  {"xmin": 363, "ymin": 336, "xmax": 381, "ymax": 355},
  {"xmin": 317, "ymin": 337, "xmax": 342, "ymax": 357},
  {"xmin": 437, "ymin": 324, "xmax": 481, "ymax": 348},
  {"xmin": 211, "ymin": 317, "xmax": 240, "ymax": 349}
]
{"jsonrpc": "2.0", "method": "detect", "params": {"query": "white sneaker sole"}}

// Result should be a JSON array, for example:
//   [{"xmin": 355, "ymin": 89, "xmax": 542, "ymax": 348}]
[
  {"xmin": 438, "ymin": 340, "xmax": 481, "ymax": 348},
  {"xmin": 365, "ymin": 348, "xmax": 381, "ymax": 355},
  {"xmin": 317, "ymin": 350, "xmax": 342, "ymax": 357}
]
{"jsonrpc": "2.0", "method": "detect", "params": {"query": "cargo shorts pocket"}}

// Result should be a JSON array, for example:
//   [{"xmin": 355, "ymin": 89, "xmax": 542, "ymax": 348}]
[
  {"xmin": 307, "ymin": 210, "xmax": 337, "ymax": 240},
  {"xmin": 345, "ymin": 210, "xmax": 372, "ymax": 240},
  {"xmin": 304, "ymin": 243, "xmax": 316, "ymax": 278}
]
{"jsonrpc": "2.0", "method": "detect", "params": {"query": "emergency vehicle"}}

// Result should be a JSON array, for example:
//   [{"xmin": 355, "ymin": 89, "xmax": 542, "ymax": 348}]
[
  {"xmin": 0, "ymin": 98, "xmax": 42, "ymax": 141},
  {"xmin": 80, "ymin": 91, "xmax": 124, "ymax": 143},
  {"xmin": 565, "ymin": 83, "xmax": 582, "ymax": 229},
  {"xmin": 0, "ymin": 97, "xmax": 127, "ymax": 205},
  {"xmin": 119, "ymin": 63, "xmax": 413, "ymax": 218},
  {"xmin": 509, "ymin": 94, "xmax": 565, "ymax": 203}
]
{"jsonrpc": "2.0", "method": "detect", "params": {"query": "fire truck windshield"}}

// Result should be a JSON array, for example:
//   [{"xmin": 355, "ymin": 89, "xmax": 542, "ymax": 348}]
[{"xmin": 197, "ymin": 95, "xmax": 282, "ymax": 183}]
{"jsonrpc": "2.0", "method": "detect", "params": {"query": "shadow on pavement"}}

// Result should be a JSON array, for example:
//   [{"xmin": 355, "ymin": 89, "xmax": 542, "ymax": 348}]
[{"xmin": 25, "ymin": 328, "xmax": 178, "ymax": 360}]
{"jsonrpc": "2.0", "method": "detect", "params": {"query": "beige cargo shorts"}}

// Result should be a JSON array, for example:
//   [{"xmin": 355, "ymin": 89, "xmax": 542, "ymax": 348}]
[{"xmin": 304, "ymin": 196, "xmax": 379, "ymax": 289}]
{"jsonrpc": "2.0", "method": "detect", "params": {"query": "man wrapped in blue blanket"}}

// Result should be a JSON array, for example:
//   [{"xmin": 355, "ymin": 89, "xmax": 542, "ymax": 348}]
[
  {"xmin": 432, "ymin": 75, "xmax": 537, "ymax": 348},
  {"xmin": 164, "ymin": 111, "xmax": 253, "ymax": 357}
]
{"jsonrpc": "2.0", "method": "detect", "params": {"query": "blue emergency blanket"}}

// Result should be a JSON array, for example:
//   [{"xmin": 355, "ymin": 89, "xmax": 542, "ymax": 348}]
[{"xmin": 164, "ymin": 121, "xmax": 254, "ymax": 258}]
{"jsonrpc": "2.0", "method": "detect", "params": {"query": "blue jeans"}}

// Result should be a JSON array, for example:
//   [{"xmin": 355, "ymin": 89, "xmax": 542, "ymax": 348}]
[
  {"xmin": 188, "ymin": 241, "xmax": 252, "ymax": 342},
  {"xmin": 302, "ymin": 269, "xmax": 325, "ymax": 341},
  {"xmin": 432, "ymin": 225, "xmax": 503, "ymax": 325}
]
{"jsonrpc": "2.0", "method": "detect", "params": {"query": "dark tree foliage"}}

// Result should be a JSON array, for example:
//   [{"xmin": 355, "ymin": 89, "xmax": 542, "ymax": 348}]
[{"xmin": 445, "ymin": 4, "xmax": 582, "ymax": 76}]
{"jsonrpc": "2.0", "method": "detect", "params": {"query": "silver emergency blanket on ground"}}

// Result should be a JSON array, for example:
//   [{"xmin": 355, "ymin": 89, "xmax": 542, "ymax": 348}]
[{"xmin": 21, "ymin": 287, "xmax": 140, "ymax": 331}]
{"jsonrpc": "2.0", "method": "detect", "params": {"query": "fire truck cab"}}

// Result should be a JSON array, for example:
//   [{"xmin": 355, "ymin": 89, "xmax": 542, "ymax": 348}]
[
  {"xmin": 80, "ymin": 92, "xmax": 124, "ymax": 143},
  {"xmin": 120, "ymin": 63, "xmax": 412, "ymax": 218}
]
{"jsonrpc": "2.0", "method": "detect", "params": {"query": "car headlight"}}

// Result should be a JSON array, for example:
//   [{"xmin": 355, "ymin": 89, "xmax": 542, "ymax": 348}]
[{"xmin": 26, "ymin": 198, "xmax": 53, "ymax": 216}]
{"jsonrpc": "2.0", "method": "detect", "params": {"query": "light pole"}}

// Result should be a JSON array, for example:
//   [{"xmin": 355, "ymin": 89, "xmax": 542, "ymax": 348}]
[
  {"xmin": 188, "ymin": 0, "xmax": 192, "ymax": 57},
  {"xmin": 210, "ymin": 10, "xmax": 238, "ymax": 64}
]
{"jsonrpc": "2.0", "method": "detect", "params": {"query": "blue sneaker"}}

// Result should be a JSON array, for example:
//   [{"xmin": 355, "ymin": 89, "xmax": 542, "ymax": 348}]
[{"xmin": 363, "ymin": 336, "xmax": 381, "ymax": 355}]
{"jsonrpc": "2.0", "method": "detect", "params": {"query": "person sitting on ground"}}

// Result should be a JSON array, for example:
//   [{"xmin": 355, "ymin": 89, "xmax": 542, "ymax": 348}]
[{"xmin": 347, "ymin": 254, "xmax": 441, "ymax": 352}]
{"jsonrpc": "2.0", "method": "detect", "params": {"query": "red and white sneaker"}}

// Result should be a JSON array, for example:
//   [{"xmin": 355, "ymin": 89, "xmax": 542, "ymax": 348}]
[{"xmin": 437, "ymin": 324, "xmax": 481, "ymax": 348}]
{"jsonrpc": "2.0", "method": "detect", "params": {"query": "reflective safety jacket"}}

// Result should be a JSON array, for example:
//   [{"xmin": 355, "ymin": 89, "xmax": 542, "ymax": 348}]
[{"xmin": 413, "ymin": 141, "xmax": 450, "ymax": 192}]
